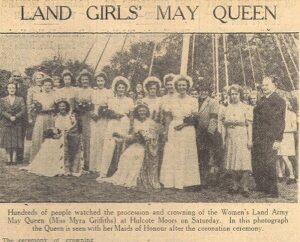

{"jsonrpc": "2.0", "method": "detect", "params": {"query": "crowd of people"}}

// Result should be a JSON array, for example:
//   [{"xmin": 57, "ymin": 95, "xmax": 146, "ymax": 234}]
[{"xmin": 0, "ymin": 69, "xmax": 297, "ymax": 198}]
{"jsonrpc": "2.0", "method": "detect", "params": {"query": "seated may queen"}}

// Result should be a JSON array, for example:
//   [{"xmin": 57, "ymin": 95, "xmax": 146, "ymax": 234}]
[
  {"xmin": 21, "ymin": 99, "xmax": 83, "ymax": 177},
  {"xmin": 97, "ymin": 102, "xmax": 161, "ymax": 189}
]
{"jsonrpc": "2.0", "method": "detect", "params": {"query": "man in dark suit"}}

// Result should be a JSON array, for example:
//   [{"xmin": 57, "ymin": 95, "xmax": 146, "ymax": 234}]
[
  {"xmin": 195, "ymin": 86, "xmax": 221, "ymax": 187},
  {"xmin": 252, "ymin": 76, "xmax": 286, "ymax": 197}
]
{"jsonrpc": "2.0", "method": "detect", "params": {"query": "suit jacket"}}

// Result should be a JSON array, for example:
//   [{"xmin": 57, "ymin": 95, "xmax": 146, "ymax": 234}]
[
  {"xmin": 253, "ymin": 92, "xmax": 286, "ymax": 145},
  {"xmin": 196, "ymin": 97, "xmax": 219, "ymax": 133},
  {"xmin": 0, "ymin": 96, "xmax": 26, "ymax": 127}
]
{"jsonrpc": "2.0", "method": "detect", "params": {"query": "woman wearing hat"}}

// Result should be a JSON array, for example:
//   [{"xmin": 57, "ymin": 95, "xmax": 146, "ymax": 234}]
[
  {"xmin": 89, "ymin": 72, "xmax": 113, "ymax": 172},
  {"xmin": 142, "ymin": 76, "xmax": 162, "ymax": 122},
  {"xmin": 97, "ymin": 102, "xmax": 160, "ymax": 189},
  {"xmin": 98, "ymin": 76, "xmax": 134, "ymax": 178},
  {"xmin": 160, "ymin": 75, "xmax": 201, "ymax": 190},
  {"xmin": 75, "ymin": 69, "xmax": 93, "ymax": 171},
  {"xmin": 30, "ymin": 77, "xmax": 55, "ymax": 162},
  {"xmin": 21, "ymin": 99, "xmax": 83, "ymax": 177},
  {"xmin": 0, "ymin": 82, "xmax": 26, "ymax": 165},
  {"xmin": 54, "ymin": 70, "xmax": 78, "ymax": 111}
]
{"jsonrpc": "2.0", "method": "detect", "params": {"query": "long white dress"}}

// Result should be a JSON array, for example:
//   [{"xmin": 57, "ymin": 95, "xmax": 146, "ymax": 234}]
[
  {"xmin": 21, "ymin": 114, "xmax": 79, "ymax": 177},
  {"xmin": 278, "ymin": 110, "xmax": 297, "ymax": 156},
  {"xmin": 160, "ymin": 94, "xmax": 201, "ymax": 189},
  {"xmin": 89, "ymin": 88, "xmax": 113, "ymax": 172},
  {"xmin": 97, "ymin": 118, "xmax": 156, "ymax": 187},
  {"xmin": 99, "ymin": 96, "xmax": 134, "ymax": 177}
]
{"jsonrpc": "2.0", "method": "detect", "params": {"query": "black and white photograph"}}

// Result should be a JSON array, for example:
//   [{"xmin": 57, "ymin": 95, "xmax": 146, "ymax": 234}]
[{"xmin": 0, "ymin": 33, "xmax": 298, "ymax": 203}]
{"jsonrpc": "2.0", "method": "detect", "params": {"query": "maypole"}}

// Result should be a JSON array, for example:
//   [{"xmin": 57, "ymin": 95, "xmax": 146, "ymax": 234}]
[
  {"xmin": 212, "ymin": 34, "xmax": 216, "ymax": 93},
  {"xmin": 238, "ymin": 35, "xmax": 247, "ymax": 86},
  {"xmin": 245, "ymin": 34, "xmax": 256, "ymax": 88},
  {"xmin": 180, "ymin": 34, "xmax": 191, "ymax": 75},
  {"xmin": 215, "ymin": 34, "xmax": 220, "ymax": 98},
  {"xmin": 223, "ymin": 34, "xmax": 229, "ymax": 87},
  {"xmin": 280, "ymin": 34, "xmax": 299, "ymax": 72},
  {"xmin": 83, "ymin": 37, "xmax": 97, "ymax": 64},
  {"xmin": 120, "ymin": 34, "xmax": 128, "ymax": 53},
  {"xmin": 274, "ymin": 34, "xmax": 295, "ymax": 90},
  {"xmin": 191, "ymin": 34, "xmax": 196, "ymax": 74},
  {"xmin": 148, "ymin": 41, "xmax": 158, "ymax": 76},
  {"xmin": 94, "ymin": 35, "xmax": 111, "ymax": 73}
]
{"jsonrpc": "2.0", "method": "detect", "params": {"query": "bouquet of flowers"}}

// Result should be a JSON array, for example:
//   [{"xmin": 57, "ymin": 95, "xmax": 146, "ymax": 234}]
[
  {"xmin": 43, "ymin": 128, "xmax": 62, "ymax": 139},
  {"xmin": 98, "ymin": 105, "xmax": 124, "ymax": 120},
  {"xmin": 76, "ymin": 99, "xmax": 93, "ymax": 113},
  {"xmin": 135, "ymin": 129, "xmax": 158, "ymax": 144},
  {"xmin": 183, "ymin": 113, "xmax": 197, "ymax": 126},
  {"xmin": 31, "ymin": 100, "xmax": 43, "ymax": 114}
]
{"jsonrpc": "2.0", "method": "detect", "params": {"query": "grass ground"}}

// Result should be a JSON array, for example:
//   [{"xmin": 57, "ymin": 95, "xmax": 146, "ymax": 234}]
[{"xmin": 0, "ymin": 150, "xmax": 297, "ymax": 203}]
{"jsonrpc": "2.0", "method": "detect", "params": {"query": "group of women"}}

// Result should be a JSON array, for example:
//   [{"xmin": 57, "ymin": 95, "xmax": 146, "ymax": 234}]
[{"xmin": 0, "ymin": 68, "xmax": 297, "ymax": 195}]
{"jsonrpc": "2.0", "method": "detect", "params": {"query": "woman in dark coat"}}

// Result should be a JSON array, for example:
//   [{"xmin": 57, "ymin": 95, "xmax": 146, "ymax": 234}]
[{"xmin": 0, "ymin": 82, "xmax": 26, "ymax": 164}]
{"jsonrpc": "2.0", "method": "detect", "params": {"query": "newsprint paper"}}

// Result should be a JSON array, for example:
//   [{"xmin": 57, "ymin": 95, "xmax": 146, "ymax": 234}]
[{"xmin": 0, "ymin": 0, "xmax": 299, "ymax": 241}]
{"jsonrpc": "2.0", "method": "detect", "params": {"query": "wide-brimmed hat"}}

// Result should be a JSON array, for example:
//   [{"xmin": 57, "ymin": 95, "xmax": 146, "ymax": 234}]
[
  {"xmin": 111, "ymin": 76, "xmax": 130, "ymax": 91},
  {"xmin": 143, "ymin": 76, "xmax": 161, "ymax": 92},
  {"xmin": 32, "ymin": 71, "xmax": 46, "ymax": 82}
]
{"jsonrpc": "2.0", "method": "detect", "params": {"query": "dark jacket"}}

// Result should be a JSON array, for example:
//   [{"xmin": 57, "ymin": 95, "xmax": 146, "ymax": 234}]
[
  {"xmin": 253, "ymin": 91, "xmax": 286, "ymax": 144},
  {"xmin": 0, "ymin": 96, "xmax": 26, "ymax": 127}
]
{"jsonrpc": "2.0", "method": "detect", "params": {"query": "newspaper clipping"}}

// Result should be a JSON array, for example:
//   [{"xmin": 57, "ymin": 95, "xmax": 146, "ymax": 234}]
[{"xmin": 0, "ymin": 0, "xmax": 299, "ymax": 241}]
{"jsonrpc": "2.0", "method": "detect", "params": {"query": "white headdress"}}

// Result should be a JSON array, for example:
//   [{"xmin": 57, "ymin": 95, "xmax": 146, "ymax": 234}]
[
  {"xmin": 32, "ymin": 71, "xmax": 46, "ymax": 82},
  {"xmin": 173, "ymin": 74, "xmax": 193, "ymax": 89},
  {"xmin": 143, "ymin": 76, "xmax": 161, "ymax": 92},
  {"xmin": 111, "ymin": 76, "xmax": 130, "ymax": 91},
  {"xmin": 163, "ymin": 73, "xmax": 175, "ymax": 87}
]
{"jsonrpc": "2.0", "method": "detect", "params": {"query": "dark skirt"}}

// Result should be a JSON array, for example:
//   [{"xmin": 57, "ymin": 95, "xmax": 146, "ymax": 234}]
[{"xmin": 0, "ymin": 125, "xmax": 24, "ymax": 149}]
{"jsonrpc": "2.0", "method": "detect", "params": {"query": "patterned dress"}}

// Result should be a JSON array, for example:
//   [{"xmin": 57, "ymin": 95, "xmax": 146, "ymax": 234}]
[{"xmin": 221, "ymin": 102, "xmax": 253, "ymax": 171}]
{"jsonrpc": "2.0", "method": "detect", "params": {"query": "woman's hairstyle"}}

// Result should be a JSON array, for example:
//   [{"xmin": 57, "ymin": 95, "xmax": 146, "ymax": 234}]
[
  {"xmin": 111, "ymin": 76, "xmax": 130, "ymax": 92},
  {"xmin": 77, "ymin": 69, "xmax": 92, "ymax": 86},
  {"xmin": 6, "ymin": 80, "xmax": 18, "ymax": 89},
  {"xmin": 173, "ymin": 75, "xmax": 193, "ymax": 91},
  {"xmin": 228, "ymin": 84, "xmax": 243, "ymax": 96},
  {"xmin": 61, "ymin": 69, "xmax": 76, "ymax": 86},
  {"xmin": 41, "ymin": 76, "xmax": 54, "ymax": 86},
  {"xmin": 133, "ymin": 102, "xmax": 150, "ymax": 119},
  {"xmin": 163, "ymin": 73, "xmax": 175, "ymax": 87},
  {"xmin": 143, "ymin": 76, "xmax": 161, "ymax": 93},
  {"xmin": 32, "ymin": 71, "xmax": 46, "ymax": 83},
  {"xmin": 54, "ymin": 99, "xmax": 71, "ymax": 113}
]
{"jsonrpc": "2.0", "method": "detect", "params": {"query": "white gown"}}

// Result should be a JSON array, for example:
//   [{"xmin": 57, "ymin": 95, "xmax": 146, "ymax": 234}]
[
  {"xmin": 21, "ymin": 114, "xmax": 78, "ymax": 177},
  {"xmin": 160, "ymin": 94, "xmax": 201, "ymax": 189},
  {"xmin": 89, "ymin": 88, "xmax": 113, "ymax": 172},
  {"xmin": 97, "ymin": 119, "xmax": 155, "ymax": 187},
  {"xmin": 99, "ymin": 96, "xmax": 134, "ymax": 177}
]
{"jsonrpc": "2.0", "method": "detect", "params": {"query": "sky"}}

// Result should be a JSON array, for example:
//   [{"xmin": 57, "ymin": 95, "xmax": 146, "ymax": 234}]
[{"xmin": 0, "ymin": 33, "xmax": 167, "ymax": 75}]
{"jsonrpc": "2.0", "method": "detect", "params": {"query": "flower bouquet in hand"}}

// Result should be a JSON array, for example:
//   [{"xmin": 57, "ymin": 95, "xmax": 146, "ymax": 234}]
[
  {"xmin": 99, "ymin": 106, "xmax": 124, "ymax": 120},
  {"xmin": 183, "ymin": 113, "xmax": 197, "ymax": 126},
  {"xmin": 31, "ymin": 100, "xmax": 43, "ymax": 114},
  {"xmin": 76, "ymin": 99, "xmax": 93, "ymax": 113},
  {"xmin": 43, "ymin": 128, "xmax": 62, "ymax": 139}
]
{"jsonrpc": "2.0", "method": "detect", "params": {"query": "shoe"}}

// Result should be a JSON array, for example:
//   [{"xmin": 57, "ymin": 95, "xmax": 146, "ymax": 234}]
[
  {"xmin": 72, "ymin": 172, "xmax": 81, "ymax": 177},
  {"xmin": 6, "ymin": 162, "xmax": 11, "ymax": 166},
  {"xmin": 286, "ymin": 178, "xmax": 297, "ymax": 185},
  {"xmin": 241, "ymin": 190, "xmax": 251, "ymax": 198}
]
